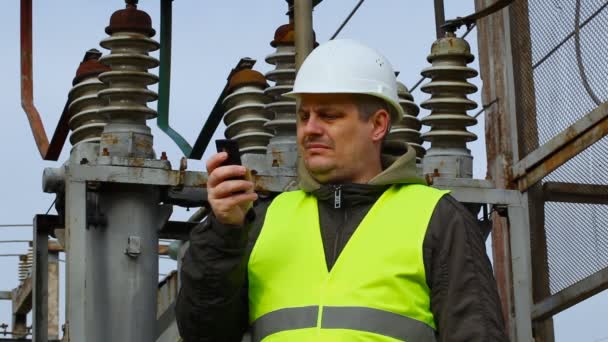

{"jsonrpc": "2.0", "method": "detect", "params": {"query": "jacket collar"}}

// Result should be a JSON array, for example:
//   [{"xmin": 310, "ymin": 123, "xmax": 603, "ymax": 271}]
[{"xmin": 298, "ymin": 145, "xmax": 425, "ymax": 193}]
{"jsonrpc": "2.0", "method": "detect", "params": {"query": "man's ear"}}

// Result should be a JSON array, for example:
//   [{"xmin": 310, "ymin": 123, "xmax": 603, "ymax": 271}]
[{"xmin": 370, "ymin": 109, "xmax": 390, "ymax": 142}]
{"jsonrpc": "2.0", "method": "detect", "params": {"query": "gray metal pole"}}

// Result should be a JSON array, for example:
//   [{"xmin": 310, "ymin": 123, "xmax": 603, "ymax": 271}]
[
  {"xmin": 294, "ymin": 0, "xmax": 314, "ymax": 70},
  {"xmin": 433, "ymin": 0, "xmax": 446, "ymax": 38},
  {"xmin": 84, "ymin": 185, "xmax": 170, "ymax": 341}
]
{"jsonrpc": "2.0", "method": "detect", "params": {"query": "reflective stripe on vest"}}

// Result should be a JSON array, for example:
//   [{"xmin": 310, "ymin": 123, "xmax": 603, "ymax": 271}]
[
  {"xmin": 248, "ymin": 184, "xmax": 448, "ymax": 341},
  {"xmin": 252, "ymin": 306, "xmax": 436, "ymax": 342}
]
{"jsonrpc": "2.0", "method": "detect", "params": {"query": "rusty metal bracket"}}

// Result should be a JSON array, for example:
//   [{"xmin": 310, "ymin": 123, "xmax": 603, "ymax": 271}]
[
  {"xmin": 20, "ymin": 0, "xmax": 70, "ymax": 161},
  {"xmin": 441, "ymin": 0, "xmax": 514, "ymax": 33}
]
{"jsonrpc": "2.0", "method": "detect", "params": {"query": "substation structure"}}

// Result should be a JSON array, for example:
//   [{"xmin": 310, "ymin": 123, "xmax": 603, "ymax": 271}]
[{"xmin": 2, "ymin": 0, "xmax": 606, "ymax": 341}]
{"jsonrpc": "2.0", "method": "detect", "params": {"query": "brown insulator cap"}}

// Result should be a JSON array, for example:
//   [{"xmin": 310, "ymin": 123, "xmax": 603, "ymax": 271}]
[
  {"xmin": 271, "ymin": 24, "xmax": 295, "ymax": 47},
  {"xmin": 227, "ymin": 69, "xmax": 268, "ymax": 93},
  {"xmin": 270, "ymin": 23, "xmax": 319, "ymax": 48},
  {"xmin": 72, "ymin": 49, "xmax": 111, "ymax": 85},
  {"xmin": 105, "ymin": 0, "xmax": 156, "ymax": 37}
]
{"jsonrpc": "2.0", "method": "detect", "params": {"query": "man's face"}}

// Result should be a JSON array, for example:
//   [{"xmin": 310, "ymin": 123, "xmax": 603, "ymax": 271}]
[{"xmin": 297, "ymin": 93, "xmax": 387, "ymax": 184}]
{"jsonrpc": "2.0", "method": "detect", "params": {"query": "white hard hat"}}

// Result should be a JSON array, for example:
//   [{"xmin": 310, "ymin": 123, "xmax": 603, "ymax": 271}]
[{"xmin": 285, "ymin": 39, "xmax": 404, "ymax": 122}]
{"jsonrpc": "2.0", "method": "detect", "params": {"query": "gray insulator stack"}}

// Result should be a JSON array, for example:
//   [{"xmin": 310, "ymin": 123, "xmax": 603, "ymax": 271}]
[
  {"xmin": 223, "ymin": 69, "xmax": 273, "ymax": 155},
  {"xmin": 420, "ymin": 31, "xmax": 478, "ymax": 178},
  {"xmin": 264, "ymin": 24, "xmax": 298, "ymax": 168},
  {"xmin": 18, "ymin": 255, "xmax": 29, "ymax": 282},
  {"xmin": 386, "ymin": 82, "xmax": 424, "ymax": 161},
  {"xmin": 98, "ymin": 3, "xmax": 160, "ymax": 158},
  {"xmin": 18, "ymin": 248, "xmax": 33, "ymax": 282},
  {"xmin": 67, "ymin": 49, "xmax": 110, "ymax": 147}
]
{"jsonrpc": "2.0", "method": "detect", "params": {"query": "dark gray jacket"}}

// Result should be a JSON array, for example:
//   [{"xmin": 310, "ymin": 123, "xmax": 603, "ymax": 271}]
[{"xmin": 176, "ymin": 148, "xmax": 507, "ymax": 341}]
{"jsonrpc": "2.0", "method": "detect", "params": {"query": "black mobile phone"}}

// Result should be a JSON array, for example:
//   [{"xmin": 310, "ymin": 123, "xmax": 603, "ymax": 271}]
[{"xmin": 215, "ymin": 139, "xmax": 242, "ymax": 167}]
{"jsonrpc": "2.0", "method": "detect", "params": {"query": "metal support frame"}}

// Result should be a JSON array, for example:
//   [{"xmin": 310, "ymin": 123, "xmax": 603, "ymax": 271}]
[
  {"xmin": 431, "ymin": 178, "xmax": 534, "ymax": 341},
  {"xmin": 31, "ymin": 216, "xmax": 60, "ymax": 342},
  {"xmin": 60, "ymin": 161, "xmax": 205, "ymax": 341},
  {"xmin": 513, "ymin": 102, "xmax": 608, "ymax": 191},
  {"xmin": 32, "ymin": 216, "xmax": 48, "ymax": 342},
  {"xmin": 542, "ymin": 182, "xmax": 608, "ymax": 205},
  {"xmin": 64, "ymin": 181, "xmax": 86, "ymax": 341},
  {"xmin": 11, "ymin": 277, "xmax": 31, "ymax": 339},
  {"xmin": 20, "ymin": 0, "xmax": 70, "ymax": 161},
  {"xmin": 532, "ymin": 266, "xmax": 608, "ymax": 321}
]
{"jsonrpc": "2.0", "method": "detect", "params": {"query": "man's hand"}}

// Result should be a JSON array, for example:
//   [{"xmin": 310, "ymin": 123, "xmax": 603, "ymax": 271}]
[{"xmin": 206, "ymin": 152, "xmax": 258, "ymax": 226}]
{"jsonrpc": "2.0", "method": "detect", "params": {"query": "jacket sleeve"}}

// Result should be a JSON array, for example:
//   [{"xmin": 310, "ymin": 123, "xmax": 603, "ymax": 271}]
[
  {"xmin": 175, "ymin": 197, "xmax": 272, "ymax": 342},
  {"xmin": 175, "ymin": 214, "xmax": 250, "ymax": 342},
  {"xmin": 423, "ymin": 195, "xmax": 508, "ymax": 342}
]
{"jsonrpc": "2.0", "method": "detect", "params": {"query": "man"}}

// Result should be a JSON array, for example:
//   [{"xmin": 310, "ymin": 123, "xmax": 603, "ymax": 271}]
[{"xmin": 176, "ymin": 39, "xmax": 507, "ymax": 341}]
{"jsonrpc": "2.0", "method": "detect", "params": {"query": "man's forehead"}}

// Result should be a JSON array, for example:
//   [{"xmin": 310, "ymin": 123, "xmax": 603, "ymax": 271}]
[{"xmin": 299, "ymin": 93, "xmax": 356, "ymax": 110}]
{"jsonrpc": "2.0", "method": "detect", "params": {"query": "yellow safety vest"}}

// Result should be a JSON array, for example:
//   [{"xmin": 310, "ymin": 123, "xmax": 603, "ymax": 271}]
[{"xmin": 248, "ymin": 184, "xmax": 448, "ymax": 341}]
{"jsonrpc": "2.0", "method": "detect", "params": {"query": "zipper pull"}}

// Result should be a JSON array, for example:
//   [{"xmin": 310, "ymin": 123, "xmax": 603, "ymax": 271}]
[{"xmin": 334, "ymin": 185, "xmax": 342, "ymax": 209}]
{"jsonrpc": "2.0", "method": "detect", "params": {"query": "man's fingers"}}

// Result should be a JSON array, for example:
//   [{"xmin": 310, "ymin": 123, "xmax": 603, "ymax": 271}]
[
  {"xmin": 206, "ymin": 152, "xmax": 228, "ymax": 175},
  {"xmin": 216, "ymin": 192, "xmax": 258, "ymax": 211},
  {"xmin": 207, "ymin": 164, "xmax": 247, "ymax": 188},
  {"xmin": 209, "ymin": 179, "xmax": 255, "ymax": 200}
]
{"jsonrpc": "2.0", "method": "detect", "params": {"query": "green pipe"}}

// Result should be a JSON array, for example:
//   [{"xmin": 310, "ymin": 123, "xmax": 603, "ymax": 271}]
[{"xmin": 157, "ymin": 0, "xmax": 193, "ymax": 157}]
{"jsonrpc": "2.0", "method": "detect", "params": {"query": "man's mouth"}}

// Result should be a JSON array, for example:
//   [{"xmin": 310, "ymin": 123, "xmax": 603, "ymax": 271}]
[{"xmin": 305, "ymin": 143, "xmax": 330, "ymax": 150}]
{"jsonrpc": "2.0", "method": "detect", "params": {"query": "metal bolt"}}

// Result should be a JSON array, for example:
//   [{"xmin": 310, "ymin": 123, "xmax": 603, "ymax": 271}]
[
  {"xmin": 160, "ymin": 152, "xmax": 167, "ymax": 160},
  {"xmin": 125, "ymin": 236, "xmax": 142, "ymax": 257},
  {"xmin": 102, "ymin": 148, "xmax": 109, "ymax": 156}
]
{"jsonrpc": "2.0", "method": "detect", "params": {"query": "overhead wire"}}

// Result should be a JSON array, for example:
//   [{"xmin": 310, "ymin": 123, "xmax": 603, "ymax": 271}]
[
  {"xmin": 574, "ymin": 0, "xmax": 602, "ymax": 105},
  {"xmin": 0, "ymin": 198, "xmax": 57, "ymax": 228},
  {"xmin": 330, "ymin": 0, "xmax": 365, "ymax": 40},
  {"xmin": 0, "ymin": 224, "xmax": 32, "ymax": 228}
]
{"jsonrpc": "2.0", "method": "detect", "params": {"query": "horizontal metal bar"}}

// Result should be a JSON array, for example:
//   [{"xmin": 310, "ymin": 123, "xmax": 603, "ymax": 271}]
[
  {"xmin": 533, "ymin": 266, "xmax": 608, "ymax": 321},
  {"xmin": 431, "ymin": 180, "xmax": 522, "ymax": 205},
  {"xmin": 513, "ymin": 102, "xmax": 608, "ymax": 190},
  {"xmin": 543, "ymin": 182, "xmax": 608, "ymax": 205},
  {"xmin": 0, "ymin": 291, "xmax": 12, "ymax": 300},
  {"xmin": 0, "ymin": 224, "xmax": 32, "ymax": 228},
  {"xmin": 0, "ymin": 340, "xmax": 61, "ymax": 342},
  {"xmin": 430, "ymin": 177, "xmax": 495, "ymax": 189},
  {"xmin": 67, "ymin": 164, "xmax": 207, "ymax": 188}
]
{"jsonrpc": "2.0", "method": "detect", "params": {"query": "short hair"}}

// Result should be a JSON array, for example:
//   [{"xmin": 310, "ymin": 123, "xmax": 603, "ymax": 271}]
[
  {"xmin": 354, "ymin": 94, "xmax": 391, "ymax": 122},
  {"xmin": 353, "ymin": 94, "xmax": 393, "ymax": 141}
]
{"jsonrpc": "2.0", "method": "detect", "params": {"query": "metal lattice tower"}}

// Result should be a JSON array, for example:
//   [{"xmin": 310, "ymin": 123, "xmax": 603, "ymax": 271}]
[
  {"xmin": 223, "ymin": 69, "xmax": 273, "ymax": 155},
  {"xmin": 98, "ymin": 0, "xmax": 160, "ymax": 158},
  {"xmin": 67, "ymin": 49, "xmax": 110, "ymax": 148},
  {"xmin": 420, "ymin": 31, "xmax": 478, "ymax": 178},
  {"xmin": 386, "ymin": 81, "xmax": 425, "ymax": 162}
]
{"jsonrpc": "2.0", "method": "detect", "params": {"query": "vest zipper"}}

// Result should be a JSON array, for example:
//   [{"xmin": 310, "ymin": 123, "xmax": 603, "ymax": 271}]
[
  {"xmin": 334, "ymin": 185, "xmax": 342, "ymax": 209},
  {"xmin": 331, "ymin": 185, "xmax": 346, "ymax": 269}
]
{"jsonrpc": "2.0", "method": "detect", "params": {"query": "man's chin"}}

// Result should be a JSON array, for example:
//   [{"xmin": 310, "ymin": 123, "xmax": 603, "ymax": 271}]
[{"xmin": 304, "ymin": 162, "xmax": 337, "ymax": 183}]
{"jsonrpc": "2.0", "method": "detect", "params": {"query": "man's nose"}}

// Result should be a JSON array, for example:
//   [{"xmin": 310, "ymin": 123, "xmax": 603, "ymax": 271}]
[{"xmin": 301, "ymin": 115, "xmax": 323, "ymax": 135}]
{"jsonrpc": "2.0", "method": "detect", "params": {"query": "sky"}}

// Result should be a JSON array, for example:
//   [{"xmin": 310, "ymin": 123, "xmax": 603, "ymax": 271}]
[{"xmin": 0, "ymin": 1, "xmax": 605, "ymax": 340}]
